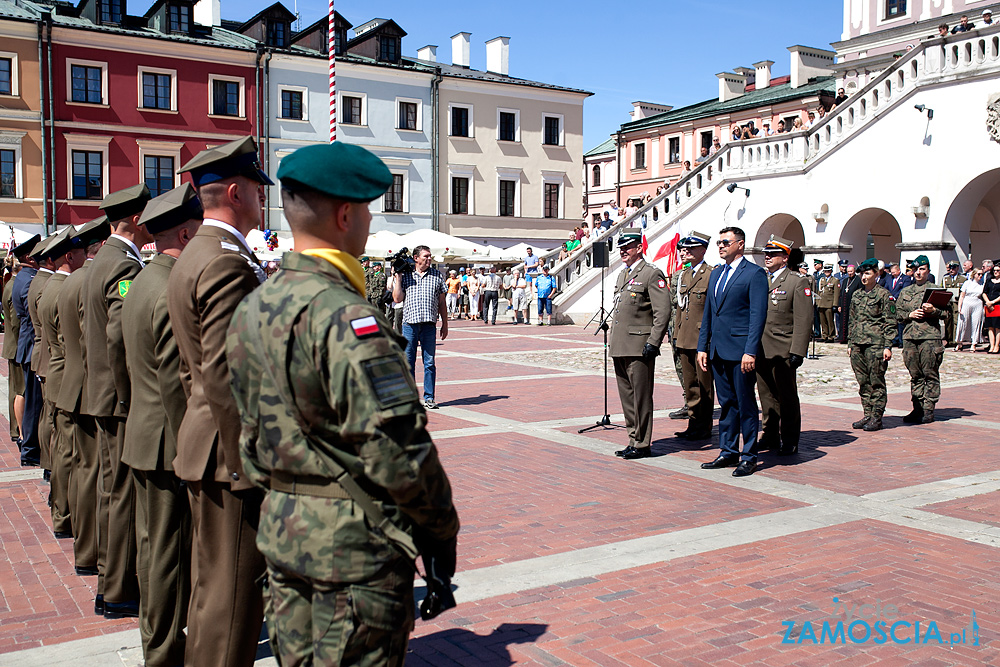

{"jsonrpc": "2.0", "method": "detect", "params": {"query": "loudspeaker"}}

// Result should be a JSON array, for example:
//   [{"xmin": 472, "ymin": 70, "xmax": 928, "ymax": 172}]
[{"xmin": 593, "ymin": 241, "xmax": 609, "ymax": 267}]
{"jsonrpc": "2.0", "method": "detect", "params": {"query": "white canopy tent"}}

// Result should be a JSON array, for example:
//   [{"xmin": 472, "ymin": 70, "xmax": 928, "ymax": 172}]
[
  {"xmin": 1, "ymin": 224, "xmax": 41, "ymax": 252},
  {"xmin": 399, "ymin": 229, "xmax": 489, "ymax": 259},
  {"xmin": 363, "ymin": 230, "xmax": 405, "ymax": 259}
]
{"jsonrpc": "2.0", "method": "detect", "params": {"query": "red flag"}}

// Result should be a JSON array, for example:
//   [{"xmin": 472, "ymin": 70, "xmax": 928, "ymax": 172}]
[{"xmin": 652, "ymin": 233, "xmax": 683, "ymax": 276}]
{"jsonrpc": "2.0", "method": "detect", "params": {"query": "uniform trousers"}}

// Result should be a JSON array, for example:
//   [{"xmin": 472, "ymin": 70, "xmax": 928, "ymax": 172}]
[
  {"xmin": 38, "ymin": 387, "xmax": 52, "ymax": 470},
  {"xmin": 49, "ymin": 406, "xmax": 75, "ymax": 535},
  {"xmin": 678, "ymin": 348, "xmax": 714, "ymax": 430},
  {"xmin": 97, "ymin": 415, "xmax": 138, "ymax": 602},
  {"xmin": 612, "ymin": 355, "xmax": 655, "ymax": 450},
  {"xmin": 70, "ymin": 414, "xmax": 99, "ymax": 569},
  {"xmin": 19, "ymin": 362, "xmax": 42, "ymax": 463},
  {"xmin": 186, "ymin": 479, "xmax": 265, "ymax": 667},
  {"xmin": 902, "ymin": 338, "xmax": 943, "ymax": 409},
  {"xmin": 265, "ymin": 561, "xmax": 413, "ymax": 667},
  {"xmin": 7, "ymin": 361, "xmax": 23, "ymax": 440},
  {"xmin": 849, "ymin": 345, "xmax": 888, "ymax": 417},
  {"xmin": 755, "ymin": 356, "xmax": 801, "ymax": 449},
  {"xmin": 134, "ymin": 468, "xmax": 191, "ymax": 667},
  {"xmin": 482, "ymin": 289, "xmax": 499, "ymax": 323},
  {"xmin": 818, "ymin": 308, "xmax": 836, "ymax": 341}
]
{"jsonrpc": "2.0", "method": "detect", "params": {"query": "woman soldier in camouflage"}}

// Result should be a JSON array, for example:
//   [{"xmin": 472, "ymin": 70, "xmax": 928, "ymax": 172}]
[{"xmin": 847, "ymin": 258, "xmax": 896, "ymax": 431}]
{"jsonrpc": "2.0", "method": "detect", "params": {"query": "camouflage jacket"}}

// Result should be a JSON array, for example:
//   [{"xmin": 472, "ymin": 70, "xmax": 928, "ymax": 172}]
[
  {"xmin": 847, "ymin": 284, "xmax": 896, "ymax": 347},
  {"xmin": 897, "ymin": 281, "xmax": 948, "ymax": 340},
  {"xmin": 368, "ymin": 269, "xmax": 387, "ymax": 305},
  {"xmin": 227, "ymin": 252, "xmax": 459, "ymax": 583}
]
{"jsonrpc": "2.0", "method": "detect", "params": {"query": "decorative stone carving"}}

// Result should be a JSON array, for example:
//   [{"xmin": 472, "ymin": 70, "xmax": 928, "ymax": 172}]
[{"xmin": 987, "ymin": 95, "xmax": 1000, "ymax": 144}]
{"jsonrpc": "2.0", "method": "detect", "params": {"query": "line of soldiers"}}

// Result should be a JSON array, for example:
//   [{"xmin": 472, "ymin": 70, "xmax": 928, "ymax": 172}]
[{"xmin": 6, "ymin": 136, "xmax": 458, "ymax": 666}]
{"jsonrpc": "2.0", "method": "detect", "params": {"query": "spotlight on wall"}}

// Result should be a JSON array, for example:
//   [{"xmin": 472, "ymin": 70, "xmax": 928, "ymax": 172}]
[
  {"xmin": 727, "ymin": 183, "xmax": 750, "ymax": 197},
  {"xmin": 914, "ymin": 104, "xmax": 934, "ymax": 120}
]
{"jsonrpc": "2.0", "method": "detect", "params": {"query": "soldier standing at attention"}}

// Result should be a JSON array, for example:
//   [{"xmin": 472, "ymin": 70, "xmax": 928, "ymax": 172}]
[
  {"xmin": 85, "ymin": 184, "xmax": 153, "ymax": 619},
  {"xmin": 672, "ymin": 232, "xmax": 714, "ymax": 441},
  {"xmin": 28, "ymin": 237, "xmax": 56, "ymax": 478},
  {"xmin": 756, "ymin": 236, "xmax": 811, "ymax": 455},
  {"xmin": 897, "ymin": 255, "xmax": 948, "ymax": 424},
  {"xmin": 368, "ymin": 260, "xmax": 387, "ymax": 309},
  {"xmin": 3, "ymin": 255, "xmax": 24, "ymax": 444},
  {"xmin": 941, "ymin": 260, "xmax": 964, "ymax": 345},
  {"xmin": 56, "ymin": 216, "xmax": 110, "ymax": 592},
  {"xmin": 847, "ymin": 258, "xmax": 896, "ymax": 432},
  {"xmin": 816, "ymin": 264, "xmax": 840, "ymax": 342},
  {"xmin": 610, "ymin": 231, "xmax": 671, "ymax": 460},
  {"xmin": 122, "ymin": 184, "xmax": 202, "ymax": 666},
  {"xmin": 227, "ymin": 142, "xmax": 459, "ymax": 665},
  {"xmin": 168, "ymin": 137, "xmax": 269, "ymax": 667},
  {"xmin": 11, "ymin": 234, "xmax": 42, "ymax": 467},
  {"xmin": 666, "ymin": 268, "xmax": 690, "ymax": 420}
]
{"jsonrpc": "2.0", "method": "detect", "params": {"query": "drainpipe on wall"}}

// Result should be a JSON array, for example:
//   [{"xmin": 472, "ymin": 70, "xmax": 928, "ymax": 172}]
[
  {"xmin": 45, "ymin": 10, "xmax": 55, "ymax": 232},
  {"xmin": 37, "ymin": 20, "xmax": 48, "ymax": 234},
  {"xmin": 263, "ymin": 49, "xmax": 272, "ymax": 230},
  {"xmin": 254, "ymin": 45, "xmax": 263, "ymax": 167},
  {"xmin": 615, "ymin": 129, "xmax": 622, "ymax": 210},
  {"xmin": 431, "ymin": 66, "xmax": 442, "ymax": 232}
]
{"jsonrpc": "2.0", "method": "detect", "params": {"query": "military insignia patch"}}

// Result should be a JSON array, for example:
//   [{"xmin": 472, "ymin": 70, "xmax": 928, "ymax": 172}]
[
  {"xmin": 804, "ymin": 288, "xmax": 811, "ymax": 296},
  {"xmin": 118, "ymin": 280, "xmax": 132, "ymax": 297},
  {"xmin": 657, "ymin": 279, "xmax": 666, "ymax": 288},
  {"xmin": 362, "ymin": 356, "xmax": 415, "ymax": 408},
  {"xmin": 350, "ymin": 316, "xmax": 380, "ymax": 338},
  {"xmin": 220, "ymin": 240, "xmax": 240, "ymax": 252}
]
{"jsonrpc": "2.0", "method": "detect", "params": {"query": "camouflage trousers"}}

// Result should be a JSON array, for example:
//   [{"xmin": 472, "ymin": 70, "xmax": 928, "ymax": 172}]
[
  {"xmin": 902, "ymin": 338, "xmax": 943, "ymax": 408},
  {"xmin": 263, "ymin": 562, "xmax": 414, "ymax": 667},
  {"xmin": 849, "ymin": 345, "xmax": 888, "ymax": 416}
]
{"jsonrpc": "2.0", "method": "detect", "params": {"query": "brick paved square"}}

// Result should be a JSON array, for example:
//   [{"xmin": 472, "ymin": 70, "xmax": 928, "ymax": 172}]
[
  {"xmin": 922, "ymin": 489, "xmax": 1000, "ymax": 528},
  {"xmin": 832, "ymin": 382, "xmax": 996, "ymax": 423}
]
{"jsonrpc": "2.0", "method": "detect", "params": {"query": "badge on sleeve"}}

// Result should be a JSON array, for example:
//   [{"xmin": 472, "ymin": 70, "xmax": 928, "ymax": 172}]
[
  {"xmin": 350, "ymin": 316, "xmax": 381, "ymax": 338},
  {"xmin": 362, "ymin": 356, "xmax": 415, "ymax": 408},
  {"xmin": 657, "ymin": 279, "xmax": 666, "ymax": 288},
  {"xmin": 804, "ymin": 288, "xmax": 811, "ymax": 297},
  {"xmin": 118, "ymin": 280, "xmax": 132, "ymax": 298}
]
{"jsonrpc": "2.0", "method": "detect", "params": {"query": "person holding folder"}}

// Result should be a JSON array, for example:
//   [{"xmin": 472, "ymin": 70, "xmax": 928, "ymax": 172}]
[{"xmin": 897, "ymin": 255, "xmax": 949, "ymax": 424}]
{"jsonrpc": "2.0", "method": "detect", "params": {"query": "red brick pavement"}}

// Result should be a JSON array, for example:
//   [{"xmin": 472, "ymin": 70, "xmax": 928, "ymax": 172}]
[
  {"xmin": 409, "ymin": 521, "xmax": 999, "ymax": 666},
  {"xmin": 439, "ymin": 432, "xmax": 804, "ymax": 571},
  {"xmin": 832, "ymin": 383, "xmax": 995, "ymax": 423},
  {"xmin": 425, "ymin": 356, "xmax": 566, "ymax": 382},
  {"xmin": 922, "ymin": 490, "xmax": 1000, "ymax": 529}
]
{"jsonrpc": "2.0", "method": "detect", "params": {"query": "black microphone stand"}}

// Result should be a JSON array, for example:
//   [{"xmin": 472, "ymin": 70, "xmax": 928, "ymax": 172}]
[{"xmin": 581, "ymin": 264, "xmax": 625, "ymax": 432}]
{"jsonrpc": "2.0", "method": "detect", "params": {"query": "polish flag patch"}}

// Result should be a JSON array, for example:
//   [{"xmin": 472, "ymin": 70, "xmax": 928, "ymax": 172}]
[{"xmin": 351, "ymin": 316, "xmax": 380, "ymax": 338}]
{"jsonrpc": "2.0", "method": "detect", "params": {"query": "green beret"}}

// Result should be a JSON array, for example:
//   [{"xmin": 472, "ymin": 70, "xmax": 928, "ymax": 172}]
[
  {"xmin": 857, "ymin": 258, "xmax": 879, "ymax": 273},
  {"xmin": 100, "ymin": 183, "xmax": 151, "ymax": 223},
  {"xmin": 617, "ymin": 230, "xmax": 642, "ymax": 248},
  {"xmin": 277, "ymin": 143, "xmax": 394, "ymax": 203},
  {"xmin": 912, "ymin": 254, "xmax": 930, "ymax": 268}
]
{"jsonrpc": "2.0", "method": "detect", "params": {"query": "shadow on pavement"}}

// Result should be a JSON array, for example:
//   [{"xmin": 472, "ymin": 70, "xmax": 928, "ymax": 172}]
[
  {"xmin": 758, "ymin": 429, "xmax": 857, "ymax": 468},
  {"xmin": 407, "ymin": 623, "xmax": 549, "ymax": 666},
  {"xmin": 439, "ymin": 394, "xmax": 509, "ymax": 407}
]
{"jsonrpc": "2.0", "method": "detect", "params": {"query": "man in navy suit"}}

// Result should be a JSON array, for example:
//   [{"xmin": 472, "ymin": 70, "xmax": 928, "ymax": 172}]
[{"xmin": 697, "ymin": 227, "xmax": 769, "ymax": 477}]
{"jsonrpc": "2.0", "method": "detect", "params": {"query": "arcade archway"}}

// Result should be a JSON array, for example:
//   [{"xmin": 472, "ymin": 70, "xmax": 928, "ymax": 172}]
[
  {"xmin": 943, "ymin": 167, "xmax": 1000, "ymax": 265},
  {"xmin": 840, "ymin": 208, "xmax": 902, "ymax": 265},
  {"xmin": 754, "ymin": 213, "xmax": 805, "ymax": 249}
]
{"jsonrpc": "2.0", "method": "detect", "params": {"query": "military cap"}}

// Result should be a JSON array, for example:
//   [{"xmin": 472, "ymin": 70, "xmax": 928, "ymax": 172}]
[
  {"xmin": 41, "ymin": 226, "xmax": 79, "ymax": 259},
  {"xmin": 180, "ymin": 136, "xmax": 274, "ymax": 187},
  {"xmin": 912, "ymin": 254, "xmax": 930, "ymax": 268},
  {"xmin": 947, "ymin": 260, "xmax": 960, "ymax": 268},
  {"xmin": 857, "ymin": 258, "xmax": 879, "ymax": 273},
  {"xmin": 100, "ymin": 183, "xmax": 152, "ymax": 223},
  {"xmin": 905, "ymin": 258, "xmax": 915, "ymax": 268},
  {"xmin": 616, "ymin": 230, "xmax": 642, "ymax": 248},
  {"xmin": 797, "ymin": 262, "xmax": 810, "ymax": 269},
  {"xmin": 823, "ymin": 263, "xmax": 833, "ymax": 270},
  {"xmin": 678, "ymin": 231, "xmax": 711, "ymax": 248},
  {"xmin": 812, "ymin": 258, "xmax": 824, "ymax": 266},
  {"xmin": 11, "ymin": 234, "xmax": 40, "ymax": 259},
  {"xmin": 277, "ymin": 142, "xmax": 392, "ymax": 203},
  {"xmin": 75, "ymin": 215, "xmax": 111, "ymax": 248},
  {"xmin": 138, "ymin": 183, "xmax": 204, "ymax": 235},
  {"xmin": 28, "ymin": 234, "xmax": 55, "ymax": 260},
  {"xmin": 763, "ymin": 234, "xmax": 793, "ymax": 254},
  {"xmin": 837, "ymin": 259, "xmax": 849, "ymax": 267}
]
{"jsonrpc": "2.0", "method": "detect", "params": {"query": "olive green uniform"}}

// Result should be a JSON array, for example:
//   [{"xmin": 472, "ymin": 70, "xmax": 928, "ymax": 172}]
[
  {"xmin": 368, "ymin": 267, "xmax": 387, "ymax": 309},
  {"xmin": 897, "ymin": 282, "xmax": 948, "ymax": 414},
  {"xmin": 847, "ymin": 285, "xmax": 896, "ymax": 419},
  {"xmin": 227, "ymin": 252, "xmax": 459, "ymax": 666},
  {"xmin": 3, "ymin": 276, "xmax": 23, "ymax": 440},
  {"xmin": 673, "ymin": 262, "xmax": 714, "ymax": 434},
  {"xmin": 816, "ymin": 274, "xmax": 840, "ymax": 341}
]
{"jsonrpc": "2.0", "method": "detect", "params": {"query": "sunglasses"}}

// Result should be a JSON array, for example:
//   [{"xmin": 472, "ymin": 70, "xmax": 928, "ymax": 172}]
[{"xmin": 716, "ymin": 239, "xmax": 739, "ymax": 247}]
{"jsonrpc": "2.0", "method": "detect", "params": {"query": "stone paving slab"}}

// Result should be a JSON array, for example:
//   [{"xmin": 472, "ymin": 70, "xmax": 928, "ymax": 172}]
[{"xmin": 440, "ymin": 432, "xmax": 804, "ymax": 571}]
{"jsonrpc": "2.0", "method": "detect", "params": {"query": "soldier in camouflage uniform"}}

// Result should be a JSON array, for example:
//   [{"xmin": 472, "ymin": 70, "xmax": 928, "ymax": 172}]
[
  {"xmin": 227, "ymin": 142, "xmax": 460, "ymax": 666},
  {"xmin": 847, "ymin": 258, "xmax": 896, "ymax": 431},
  {"xmin": 897, "ymin": 254, "xmax": 949, "ymax": 424},
  {"xmin": 368, "ymin": 262, "xmax": 387, "ymax": 310},
  {"xmin": 940, "ymin": 260, "xmax": 964, "ymax": 345}
]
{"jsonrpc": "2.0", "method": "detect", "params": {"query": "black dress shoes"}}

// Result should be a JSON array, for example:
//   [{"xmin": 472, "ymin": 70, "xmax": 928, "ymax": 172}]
[
  {"xmin": 94, "ymin": 594, "xmax": 104, "ymax": 615},
  {"xmin": 620, "ymin": 446, "xmax": 651, "ymax": 460},
  {"xmin": 732, "ymin": 461, "xmax": 757, "ymax": 477},
  {"xmin": 20, "ymin": 458, "xmax": 40, "ymax": 467},
  {"xmin": 104, "ymin": 600, "xmax": 140, "ymax": 619},
  {"xmin": 54, "ymin": 530, "xmax": 73, "ymax": 539},
  {"xmin": 668, "ymin": 407, "xmax": 689, "ymax": 420},
  {"xmin": 701, "ymin": 454, "xmax": 739, "ymax": 469},
  {"xmin": 76, "ymin": 566, "xmax": 99, "ymax": 576},
  {"xmin": 614, "ymin": 445, "xmax": 634, "ymax": 457},
  {"xmin": 777, "ymin": 444, "xmax": 798, "ymax": 456}
]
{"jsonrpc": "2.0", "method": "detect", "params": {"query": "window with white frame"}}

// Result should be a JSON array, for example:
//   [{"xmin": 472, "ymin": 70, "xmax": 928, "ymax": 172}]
[
  {"xmin": 542, "ymin": 113, "xmax": 564, "ymax": 146},
  {"xmin": 0, "ymin": 133, "xmax": 24, "ymax": 199},
  {"xmin": 634, "ymin": 142, "xmax": 646, "ymax": 170},
  {"xmin": 65, "ymin": 134, "xmax": 111, "ymax": 201},
  {"xmin": 496, "ymin": 167, "xmax": 522, "ymax": 217},
  {"xmin": 340, "ymin": 92, "xmax": 366, "ymax": 126},
  {"xmin": 279, "ymin": 86, "xmax": 307, "ymax": 120},
  {"xmin": 209, "ymin": 74, "xmax": 244, "ymax": 117},
  {"xmin": 138, "ymin": 66, "xmax": 176, "ymax": 111},
  {"xmin": 383, "ymin": 173, "xmax": 405, "ymax": 213},
  {"xmin": 396, "ymin": 97, "xmax": 421, "ymax": 131},
  {"xmin": 450, "ymin": 103, "xmax": 473, "ymax": 138},
  {"xmin": 541, "ymin": 171, "xmax": 565, "ymax": 219},
  {"xmin": 497, "ymin": 108, "xmax": 519, "ymax": 142},
  {"xmin": 67, "ymin": 58, "xmax": 108, "ymax": 105},
  {"xmin": 448, "ymin": 165, "xmax": 475, "ymax": 215},
  {"xmin": 591, "ymin": 164, "xmax": 601, "ymax": 187},
  {"xmin": 885, "ymin": 0, "xmax": 906, "ymax": 19},
  {"xmin": 667, "ymin": 136, "xmax": 681, "ymax": 163},
  {"xmin": 0, "ymin": 52, "xmax": 18, "ymax": 97}
]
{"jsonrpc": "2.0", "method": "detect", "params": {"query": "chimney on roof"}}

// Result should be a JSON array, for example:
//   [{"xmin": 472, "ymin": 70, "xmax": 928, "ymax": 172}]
[
  {"xmin": 753, "ymin": 60, "xmax": 774, "ymax": 89},
  {"xmin": 734, "ymin": 66, "xmax": 756, "ymax": 87},
  {"xmin": 630, "ymin": 101, "xmax": 673, "ymax": 120},
  {"xmin": 486, "ymin": 36, "xmax": 510, "ymax": 76},
  {"xmin": 717, "ymin": 71, "xmax": 747, "ymax": 102},
  {"xmin": 788, "ymin": 45, "xmax": 835, "ymax": 88},
  {"xmin": 193, "ymin": 0, "xmax": 221, "ymax": 27},
  {"xmin": 417, "ymin": 45, "xmax": 438, "ymax": 62},
  {"xmin": 451, "ymin": 32, "xmax": 471, "ymax": 68}
]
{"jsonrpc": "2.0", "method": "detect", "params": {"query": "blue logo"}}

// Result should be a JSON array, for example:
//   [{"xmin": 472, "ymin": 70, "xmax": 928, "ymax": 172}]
[{"xmin": 781, "ymin": 598, "xmax": 980, "ymax": 646}]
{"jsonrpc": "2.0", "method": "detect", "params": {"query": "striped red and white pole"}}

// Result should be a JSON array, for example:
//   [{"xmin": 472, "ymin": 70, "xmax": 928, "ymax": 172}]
[{"xmin": 328, "ymin": 0, "xmax": 336, "ymax": 142}]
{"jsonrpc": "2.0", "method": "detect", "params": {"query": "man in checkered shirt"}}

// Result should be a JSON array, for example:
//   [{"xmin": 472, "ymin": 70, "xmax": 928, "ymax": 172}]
[{"xmin": 392, "ymin": 245, "xmax": 448, "ymax": 409}]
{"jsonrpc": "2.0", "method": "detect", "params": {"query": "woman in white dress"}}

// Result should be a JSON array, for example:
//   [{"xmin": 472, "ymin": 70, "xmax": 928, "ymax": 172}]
[
  {"xmin": 956, "ymin": 269, "xmax": 985, "ymax": 351},
  {"xmin": 468, "ymin": 268, "xmax": 482, "ymax": 321}
]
